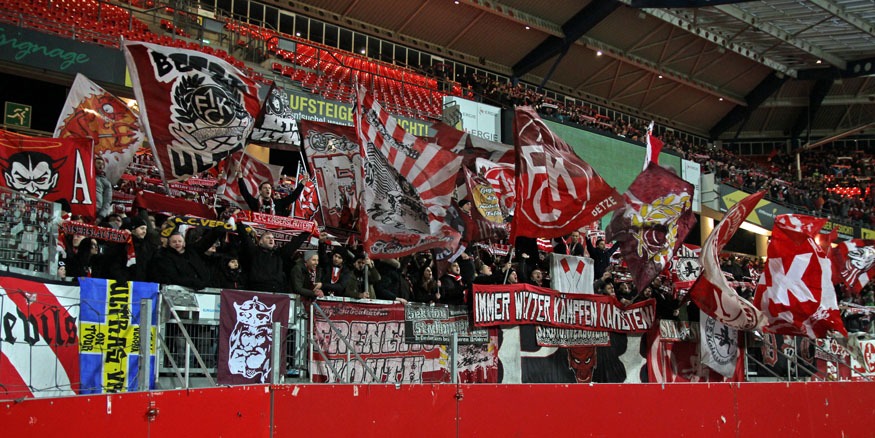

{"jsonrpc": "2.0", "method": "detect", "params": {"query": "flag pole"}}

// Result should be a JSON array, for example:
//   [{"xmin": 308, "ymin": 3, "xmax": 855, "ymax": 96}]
[{"xmin": 502, "ymin": 245, "xmax": 515, "ymax": 284}]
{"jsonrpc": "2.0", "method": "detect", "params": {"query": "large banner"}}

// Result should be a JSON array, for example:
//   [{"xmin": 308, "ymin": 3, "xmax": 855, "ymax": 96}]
[
  {"xmin": 0, "ymin": 275, "xmax": 80, "ymax": 398},
  {"xmin": 217, "ymin": 290, "xmax": 290, "ymax": 384},
  {"xmin": 78, "ymin": 278, "xmax": 159, "ymax": 394},
  {"xmin": 123, "ymin": 41, "xmax": 264, "ymax": 182},
  {"xmin": 473, "ymin": 283, "xmax": 656, "ymax": 333},
  {"xmin": 311, "ymin": 300, "xmax": 498, "ymax": 383},
  {"xmin": 0, "ymin": 130, "xmax": 95, "ymax": 218},
  {"xmin": 300, "ymin": 120, "xmax": 360, "ymax": 233}
]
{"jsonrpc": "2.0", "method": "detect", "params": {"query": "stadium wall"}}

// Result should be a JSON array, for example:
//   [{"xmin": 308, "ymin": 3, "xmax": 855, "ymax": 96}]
[{"xmin": 3, "ymin": 382, "xmax": 874, "ymax": 437}]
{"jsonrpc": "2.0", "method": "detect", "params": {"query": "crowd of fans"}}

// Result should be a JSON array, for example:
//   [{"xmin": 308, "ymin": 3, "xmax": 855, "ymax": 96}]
[{"xmin": 470, "ymin": 77, "xmax": 875, "ymax": 230}]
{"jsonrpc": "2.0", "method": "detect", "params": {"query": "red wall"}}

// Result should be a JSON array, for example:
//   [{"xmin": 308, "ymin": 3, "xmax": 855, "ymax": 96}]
[{"xmin": 3, "ymin": 382, "xmax": 873, "ymax": 437}]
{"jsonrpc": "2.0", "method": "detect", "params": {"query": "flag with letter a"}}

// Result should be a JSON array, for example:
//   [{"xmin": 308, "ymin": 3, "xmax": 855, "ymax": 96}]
[
  {"xmin": 0, "ymin": 129, "xmax": 95, "ymax": 217},
  {"xmin": 754, "ymin": 214, "xmax": 847, "ymax": 338},
  {"xmin": 123, "ymin": 41, "xmax": 264, "ymax": 182},
  {"xmin": 511, "ymin": 106, "xmax": 621, "ymax": 241},
  {"xmin": 355, "ymin": 87, "xmax": 462, "ymax": 258},
  {"xmin": 689, "ymin": 191, "xmax": 765, "ymax": 331},
  {"xmin": 54, "ymin": 73, "xmax": 145, "ymax": 184}
]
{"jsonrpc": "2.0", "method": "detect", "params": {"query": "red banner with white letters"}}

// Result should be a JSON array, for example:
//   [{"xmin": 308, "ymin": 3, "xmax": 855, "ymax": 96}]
[{"xmin": 472, "ymin": 283, "xmax": 655, "ymax": 333}]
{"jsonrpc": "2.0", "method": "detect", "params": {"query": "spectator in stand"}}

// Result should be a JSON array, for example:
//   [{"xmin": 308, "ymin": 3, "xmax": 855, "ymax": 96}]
[
  {"xmin": 211, "ymin": 253, "xmax": 245, "ymax": 289},
  {"xmin": 94, "ymin": 157, "xmax": 113, "ymax": 221},
  {"xmin": 127, "ymin": 213, "xmax": 159, "ymax": 281},
  {"xmin": 350, "ymin": 251, "xmax": 381, "ymax": 300},
  {"xmin": 64, "ymin": 236, "xmax": 99, "ymax": 280},
  {"xmin": 439, "ymin": 261, "xmax": 468, "ymax": 305},
  {"xmin": 289, "ymin": 250, "xmax": 323, "ymax": 298},
  {"xmin": 473, "ymin": 260, "xmax": 505, "ymax": 285},
  {"xmin": 554, "ymin": 231, "xmax": 585, "ymax": 256},
  {"xmin": 233, "ymin": 161, "xmax": 304, "ymax": 216},
  {"xmin": 413, "ymin": 266, "xmax": 441, "ymax": 303},
  {"xmin": 234, "ymin": 222, "xmax": 308, "ymax": 293},
  {"xmin": 587, "ymin": 238, "xmax": 619, "ymax": 280},
  {"xmin": 56, "ymin": 261, "xmax": 68, "ymax": 282},
  {"xmin": 374, "ymin": 258, "xmax": 412, "ymax": 302},
  {"xmin": 147, "ymin": 232, "xmax": 212, "ymax": 289},
  {"xmin": 616, "ymin": 281, "xmax": 636, "ymax": 306},
  {"xmin": 320, "ymin": 247, "xmax": 355, "ymax": 298}
]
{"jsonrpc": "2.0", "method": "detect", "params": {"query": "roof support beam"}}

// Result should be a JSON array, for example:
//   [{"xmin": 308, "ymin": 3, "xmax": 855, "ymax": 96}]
[
  {"xmin": 714, "ymin": 4, "xmax": 846, "ymax": 69},
  {"xmin": 510, "ymin": 0, "xmax": 619, "ymax": 78},
  {"xmin": 809, "ymin": 0, "xmax": 875, "ymax": 39},
  {"xmin": 466, "ymin": 0, "xmax": 744, "ymax": 104},
  {"xmin": 619, "ymin": 1, "xmax": 798, "ymax": 77},
  {"xmin": 789, "ymin": 78, "xmax": 834, "ymax": 140},
  {"xmin": 710, "ymin": 72, "xmax": 787, "ymax": 138}
]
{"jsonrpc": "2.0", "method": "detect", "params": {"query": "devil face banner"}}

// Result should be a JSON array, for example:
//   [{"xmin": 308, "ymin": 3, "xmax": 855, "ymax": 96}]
[{"xmin": 0, "ymin": 129, "xmax": 95, "ymax": 217}]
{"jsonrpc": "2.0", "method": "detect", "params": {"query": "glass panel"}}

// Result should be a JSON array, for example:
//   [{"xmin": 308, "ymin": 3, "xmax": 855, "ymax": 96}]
[
  {"xmin": 310, "ymin": 21, "xmax": 324, "ymax": 44},
  {"xmin": 324, "ymin": 24, "xmax": 339, "ymax": 49},
  {"xmin": 339, "ymin": 29, "xmax": 353, "ymax": 52},
  {"xmin": 279, "ymin": 12, "xmax": 294, "ymax": 35},
  {"xmin": 295, "ymin": 15, "xmax": 308, "ymax": 38}
]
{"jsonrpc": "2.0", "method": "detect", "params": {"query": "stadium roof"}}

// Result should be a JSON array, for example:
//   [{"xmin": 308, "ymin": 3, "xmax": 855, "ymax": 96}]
[{"xmin": 277, "ymin": 0, "xmax": 875, "ymax": 143}]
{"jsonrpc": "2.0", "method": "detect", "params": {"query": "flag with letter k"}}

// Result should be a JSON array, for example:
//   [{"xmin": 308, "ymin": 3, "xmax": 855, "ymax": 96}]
[{"xmin": 754, "ymin": 214, "xmax": 847, "ymax": 338}]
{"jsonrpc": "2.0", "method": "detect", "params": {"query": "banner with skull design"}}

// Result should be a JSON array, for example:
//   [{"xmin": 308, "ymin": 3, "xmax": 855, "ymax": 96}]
[
  {"xmin": 0, "ymin": 129, "xmax": 95, "ymax": 218},
  {"xmin": 123, "ymin": 42, "xmax": 264, "ymax": 183},
  {"xmin": 250, "ymin": 84, "xmax": 301, "ymax": 149},
  {"xmin": 218, "ymin": 290, "xmax": 290, "ymax": 385},
  {"xmin": 54, "ymin": 73, "xmax": 145, "ymax": 185}
]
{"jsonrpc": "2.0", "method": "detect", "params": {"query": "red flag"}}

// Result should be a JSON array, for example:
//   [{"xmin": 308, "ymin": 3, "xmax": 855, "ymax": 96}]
[
  {"xmin": 831, "ymin": 238, "xmax": 875, "ymax": 295},
  {"xmin": 0, "ymin": 129, "xmax": 95, "ymax": 218},
  {"xmin": 689, "ymin": 191, "xmax": 766, "ymax": 331},
  {"xmin": 754, "ymin": 214, "xmax": 847, "ymax": 338},
  {"xmin": 463, "ymin": 167, "xmax": 508, "ymax": 242},
  {"xmin": 54, "ymin": 74, "xmax": 146, "ymax": 184},
  {"xmin": 355, "ymin": 87, "xmax": 462, "ymax": 258},
  {"xmin": 643, "ymin": 122, "xmax": 663, "ymax": 171},
  {"xmin": 512, "ymin": 106, "xmax": 621, "ymax": 241},
  {"xmin": 606, "ymin": 163, "xmax": 696, "ymax": 293},
  {"xmin": 300, "ymin": 120, "xmax": 360, "ymax": 233},
  {"xmin": 216, "ymin": 150, "xmax": 283, "ymax": 209},
  {"xmin": 123, "ymin": 41, "xmax": 264, "ymax": 182}
]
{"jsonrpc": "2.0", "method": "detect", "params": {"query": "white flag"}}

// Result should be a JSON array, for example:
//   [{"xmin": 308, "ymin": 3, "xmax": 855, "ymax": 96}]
[
  {"xmin": 550, "ymin": 253, "xmax": 595, "ymax": 294},
  {"xmin": 699, "ymin": 310, "xmax": 739, "ymax": 378}
]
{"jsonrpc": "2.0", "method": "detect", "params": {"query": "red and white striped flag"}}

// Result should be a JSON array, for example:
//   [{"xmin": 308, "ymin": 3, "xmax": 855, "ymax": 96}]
[
  {"xmin": 643, "ymin": 122, "xmax": 663, "ymax": 171},
  {"xmin": 754, "ymin": 214, "xmax": 847, "ymax": 338},
  {"xmin": 216, "ymin": 150, "xmax": 283, "ymax": 209},
  {"xmin": 689, "ymin": 191, "xmax": 766, "ymax": 331},
  {"xmin": 355, "ymin": 86, "xmax": 462, "ymax": 258}
]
